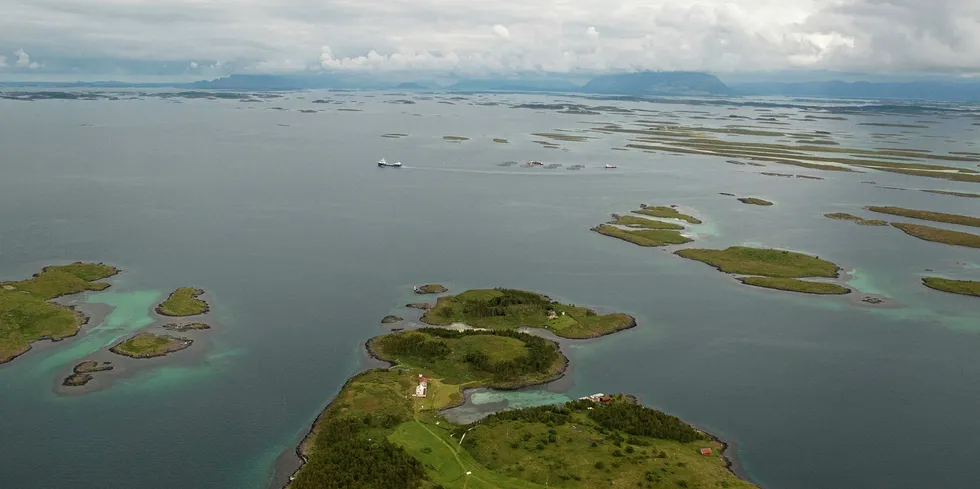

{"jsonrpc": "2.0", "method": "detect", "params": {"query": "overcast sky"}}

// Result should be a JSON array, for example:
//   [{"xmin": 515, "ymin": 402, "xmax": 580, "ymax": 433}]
[{"xmin": 1, "ymin": 0, "xmax": 979, "ymax": 79}]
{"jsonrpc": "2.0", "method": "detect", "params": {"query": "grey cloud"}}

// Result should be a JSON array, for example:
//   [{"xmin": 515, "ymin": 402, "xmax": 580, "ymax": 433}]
[{"xmin": 0, "ymin": 0, "xmax": 977, "ymax": 77}]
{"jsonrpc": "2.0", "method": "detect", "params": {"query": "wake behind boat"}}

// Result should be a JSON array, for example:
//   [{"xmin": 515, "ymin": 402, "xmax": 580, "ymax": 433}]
[{"xmin": 378, "ymin": 157, "xmax": 402, "ymax": 168}]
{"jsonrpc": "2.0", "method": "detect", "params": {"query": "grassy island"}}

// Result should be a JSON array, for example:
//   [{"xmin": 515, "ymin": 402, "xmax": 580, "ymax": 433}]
[
  {"xmin": 593, "ymin": 224, "xmax": 692, "ymax": 247},
  {"xmin": 866, "ymin": 206, "xmax": 980, "ymax": 228},
  {"xmin": 443, "ymin": 136, "xmax": 470, "ymax": 142},
  {"xmin": 492, "ymin": 138, "xmax": 508, "ymax": 143},
  {"xmin": 156, "ymin": 287, "xmax": 209, "ymax": 317},
  {"xmin": 109, "ymin": 332, "xmax": 192, "ymax": 359},
  {"xmin": 290, "ymin": 327, "xmax": 753, "ymax": 489},
  {"xmin": 633, "ymin": 206, "xmax": 702, "ymax": 224},
  {"xmin": 420, "ymin": 288, "xmax": 636, "ymax": 339},
  {"xmin": 739, "ymin": 277, "xmax": 850, "ymax": 295},
  {"xmin": 824, "ymin": 213, "xmax": 889, "ymax": 226},
  {"xmin": 415, "ymin": 284, "xmax": 449, "ymax": 294},
  {"xmin": 0, "ymin": 262, "xmax": 119, "ymax": 364},
  {"xmin": 676, "ymin": 247, "xmax": 846, "ymax": 295},
  {"xmin": 609, "ymin": 215, "xmax": 684, "ymax": 230},
  {"xmin": 890, "ymin": 223, "xmax": 980, "ymax": 249},
  {"xmin": 922, "ymin": 278, "xmax": 980, "ymax": 297},
  {"xmin": 737, "ymin": 197, "xmax": 774, "ymax": 206}
]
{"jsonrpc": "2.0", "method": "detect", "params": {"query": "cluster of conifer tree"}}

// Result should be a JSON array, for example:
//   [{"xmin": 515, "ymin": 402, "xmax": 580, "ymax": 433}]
[
  {"xmin": 584, "ymin": 399, "xmax": 706, "ymax": 443},
  {"xmin": 460, "ymin": 289, "xmax": 553, "ymax": 318},
  {"xmin": 469, "ymin": 399, "xmax": 705, "ymax": 444},
  {"xmin": 291, "ymin": 415, "xmax": 425, "ymax": 489},
  {"xmin": 375, "ymin": 328, "xmax": 559, "ymax": 380}
]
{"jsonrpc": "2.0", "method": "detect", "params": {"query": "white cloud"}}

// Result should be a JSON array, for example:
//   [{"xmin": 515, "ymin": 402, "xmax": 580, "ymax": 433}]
[
  {"xmin": 14, "ymin": 48, "xmax": 40, "ymax": 69},
  {"xmin": 189, "ymin": 61, "xmax": 199, "ymax": 69},
  {"xmin": 492, "ymin": 24, "xmax": 511, "ymax": 40},
  {"xmin": 0, "ymin": 0, "xmax": 978, "ymax": 76},
  {"xmin": 0, "ymin": 55, "xmax": 7, "ymax": 68}
]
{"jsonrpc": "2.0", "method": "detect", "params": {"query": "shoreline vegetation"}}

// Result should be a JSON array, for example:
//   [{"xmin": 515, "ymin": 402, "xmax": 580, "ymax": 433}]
[
  {"xmin": 824, "ymin": 213, "xmax": 889, "ymax": 226},
  {"xmin": 922, "ymin": 277, "xmax": 980, "ymax": 297},
  {"xmin": 676, "ymin": 247, "xmax": 850, "ymax": 295},
  {"xmin": 156, "ymin": 287, "xmax": 209, "ymax": 317},
  {"xmin": 109, "ymin": 332, "xmax": 193, "ymax": 359},
  {"xmin": 162, "ymin": 323, "xmax": 211, "ymax": 332},
  {"xmin": 0, "ymin": 262, "xmax": 119, "ymax": 364},
  {"xmin": 420, "ymin": 288, "xmax": 637, "ymax": 339},
  {"xmin": 866, "ymin": 206, "xmax": 980, "ymax": 228},
  {"xmin": 287, "ymin": 291, "xmax": 753, "ymax": 489}
]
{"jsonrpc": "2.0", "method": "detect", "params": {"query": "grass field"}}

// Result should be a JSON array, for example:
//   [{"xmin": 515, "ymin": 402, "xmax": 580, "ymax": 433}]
[
  {"xmin": 890, "ymin": 223, "xmax": 980, "ymax": 249},
  {"xmin": 0, "ymin": 262, "xmax": 119, "ymax": 363},
  {"xmin": 632, "ymin": 206, "xmax": 702, "ymax": 224},
  {"xmin": 675, "ymin": 247, "xmax": 840, "ymax": 278},
  {"xmin": 461, "ymin": 401, "xmax": 756, "ymax": 489},
  {"xmin": 739, "ymin": 277, "xmax": 850, "ymax": 295},
  {"xmin": 609, "ymin": 215, "xmax": 684, "ymax": 230},
  {"xmin": 420, "ymin": 289, "xmax": 636, "ymax": 339},
  {"xmin": 156, "ymin": 287, "xmax": 209, "ymax": 316},
  {"xmin": 823, "ymin": 213, "xmax": 888, "ymax": 226},
  {"xmin": 922, "ymin": 278, "xmax": 980, "ymax": 297},
  {"xmin": 109, "ymin": 332, "xmax": 192, "ymax": 358},
  {"xmin": 594, "ymin": 224, "xmax": 692, "ymax": 247},
  {"xmin": 867, "ymin": 206, "xmax": 980, "ymax": 228}
]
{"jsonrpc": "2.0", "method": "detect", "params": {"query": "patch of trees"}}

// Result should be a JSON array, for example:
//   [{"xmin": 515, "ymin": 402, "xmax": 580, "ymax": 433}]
[
  {"xmin": 411, "ymin": 328, "xmax": 561, "ymax": 379},
  {"xmin": 292, "ymin": 416, "xmax": 426, "ymax": 489},
  {"xmin": 585, "ymin": 401, "xmax": 706, "ymax": 443},
  {"xmin": 375, "ymin": 332, "xmax": 451, "ymax": 359},
  {"xmin": 460, "ymin": 289, "xmax": 553, "ymax": 318},
  {"xmin": 473, "ymin": 404, "xmax": 573, "ymax": 429}
]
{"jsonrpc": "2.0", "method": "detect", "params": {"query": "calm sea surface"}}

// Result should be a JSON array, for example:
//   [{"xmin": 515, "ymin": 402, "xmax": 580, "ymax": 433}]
[{"xmin": 1, "ymin": 90, "xmax": 979, "ymax": 489}]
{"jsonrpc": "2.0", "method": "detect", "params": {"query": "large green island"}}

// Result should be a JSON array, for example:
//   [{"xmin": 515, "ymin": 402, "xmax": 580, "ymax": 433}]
[
  {"xmin": 0, "ymin": 262, "xmax": 119, "ymax": 364},
  {"xmin": 676, "ymin": 247, "xmax": 850, "ymax": 295},
  {"xmin": 421, "ymin": 288, "xmax": 636, "ymax": 339},
  {"xmin": 287, "ymin": 291, "xmax": 753, "ymax": 489}
]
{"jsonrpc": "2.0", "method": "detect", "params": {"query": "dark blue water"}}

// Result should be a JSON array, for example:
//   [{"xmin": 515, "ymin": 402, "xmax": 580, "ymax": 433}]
[{"xmin": 1, "ymin": 91, "xmax": 978, "ymax": 489}]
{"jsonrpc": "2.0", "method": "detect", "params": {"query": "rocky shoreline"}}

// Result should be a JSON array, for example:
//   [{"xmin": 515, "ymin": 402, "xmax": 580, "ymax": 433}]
[
  {"xmin": 62, "ymin": 360, "xmax": 115, "ymax": 387},
  {"xmin": 162, "ymin": 322, "xmax": 212, "ymax": 332}
]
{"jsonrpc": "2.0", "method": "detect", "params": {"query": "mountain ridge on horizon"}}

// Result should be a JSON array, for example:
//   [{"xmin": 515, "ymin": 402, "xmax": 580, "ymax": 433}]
[{"xmin": 4, "ymin": 70, "xmax": 980, "ymax": 101}]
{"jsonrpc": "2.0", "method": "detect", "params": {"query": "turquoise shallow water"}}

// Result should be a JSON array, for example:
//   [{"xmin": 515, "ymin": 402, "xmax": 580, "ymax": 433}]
[
  {"xmin": 0, "ymin": 91, "xmax": 978, "ymax": 489},
  {"xmin": 34, "ymin": 290, "xmax": 159, "ymax": 374}
]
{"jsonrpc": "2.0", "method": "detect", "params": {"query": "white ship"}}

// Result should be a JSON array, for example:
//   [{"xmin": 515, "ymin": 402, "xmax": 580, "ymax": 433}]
[
  {"xmin": 605, "ymin": 164, "xmax": 617, "ymax": 169},
  {"xmin": 378, "ymin": 158, "xmax": 402, "ymax": 168}
]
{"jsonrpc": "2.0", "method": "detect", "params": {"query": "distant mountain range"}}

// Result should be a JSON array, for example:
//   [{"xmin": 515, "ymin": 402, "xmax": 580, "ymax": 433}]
[
  {"xmin": 583, "ymin": 71, "xmax": 731, "ymax": 96},
  {"xmin": 5, "ymin": 71, "xmax": 980, "ymax": 101}
]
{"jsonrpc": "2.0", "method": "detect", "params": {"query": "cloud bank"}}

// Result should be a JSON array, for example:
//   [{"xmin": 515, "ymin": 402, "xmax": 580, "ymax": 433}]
[{"xmin": 0, "ymin": 0, "xmax": 978, "ymax": 77}]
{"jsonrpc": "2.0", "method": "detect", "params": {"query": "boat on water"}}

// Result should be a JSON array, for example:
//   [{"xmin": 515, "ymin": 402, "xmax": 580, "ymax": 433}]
[
  {"xmin": 378, "ymin": 158, "xmax": 402, "ymax": 168},
  {"xmin": 605, "ymin": 164, "xmax": 617, "ymax": 169}
]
